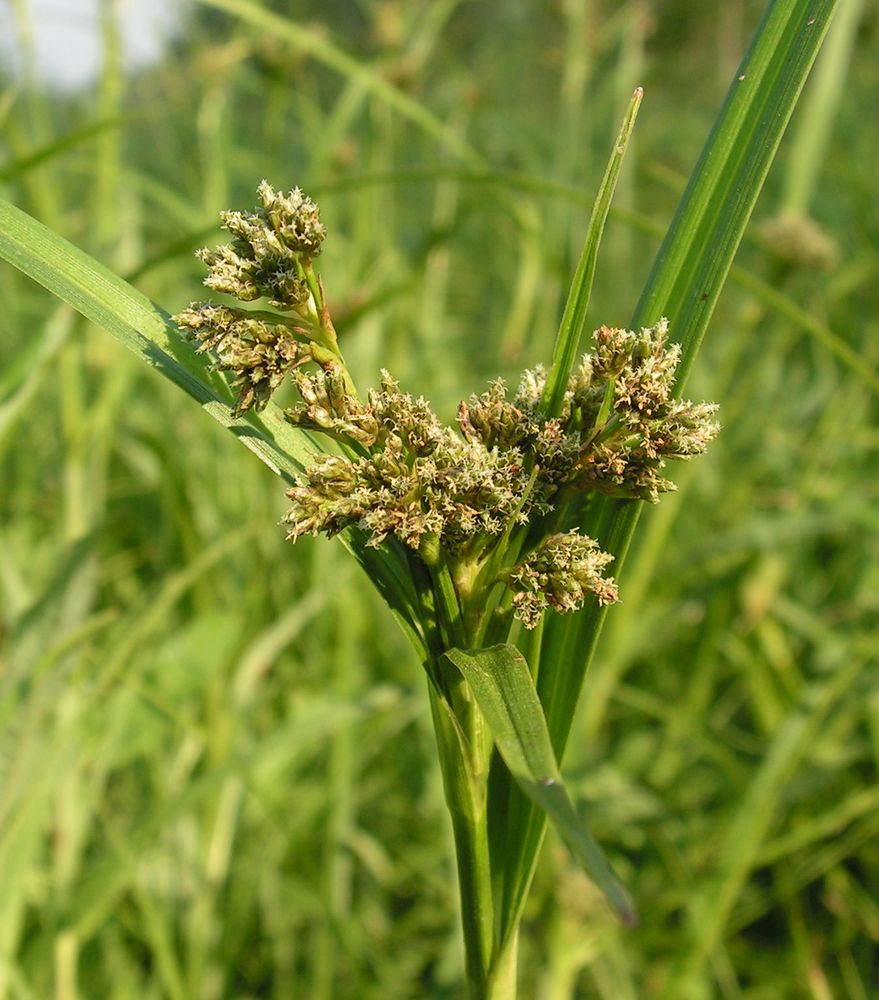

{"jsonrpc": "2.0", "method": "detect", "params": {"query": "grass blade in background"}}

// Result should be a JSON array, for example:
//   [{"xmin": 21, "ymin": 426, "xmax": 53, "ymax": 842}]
[
  {"xmin": 0, "ymin": 118, "xmax": 121, "ymax": 183},
  {"xmin": 781, "ymin": 0, "xmax": 866, "ymax": 216},
  {"xmin": 662, "ymin": 653, "xmax": 865, "ymax": 996},
  {"xmin": 194, "ymin": 0, "xmax": 483, "ymax": 168}
]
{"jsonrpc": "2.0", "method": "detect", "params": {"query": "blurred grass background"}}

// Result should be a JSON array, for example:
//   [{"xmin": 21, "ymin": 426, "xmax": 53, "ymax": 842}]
[{"xmin": 1, "ymin": 1, "xmax": 877, "ymax": 997}]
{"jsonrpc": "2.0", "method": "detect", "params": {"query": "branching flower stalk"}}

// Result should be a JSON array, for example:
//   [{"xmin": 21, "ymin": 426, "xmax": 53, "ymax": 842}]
[
  {"xmin": 175, "ymin": 181, "xmax": 352, "ymax": 415},
  {"xmin": 174, "ymin": 179, "xmax": 719, "ymax": 996},
  {"xmin": 176, "ymin": 183, "xmax": 717, "ymax": 641}
]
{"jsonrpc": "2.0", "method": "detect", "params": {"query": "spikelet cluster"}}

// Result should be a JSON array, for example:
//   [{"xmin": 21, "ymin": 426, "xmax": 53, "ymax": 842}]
[
  {"xmin": 173, "ymin": 182, "xmax": 329, "ymax": 416},
  {"xmin": 284, "ymin": 321, "xmax": 719, "ymax": 626},
  {"xmin": 176, "ymin": 183, "xmax": 720, "ymax": 630},
  {"xmin": 175, "ymin": 304, "xmax": 310, "ymax": 416},
  {"xmin": 197, "ymin": 181, "xmax": 325, "ymax": 309},
  {"xmin": 285, "ymin": 372, "xmax": 532, "ymax": 552},
  {"xmin": 509, "ymin": 532, "xmax": 619, "ymax": 629},
  {"xmin": 457, "ymin": 320, "xmax": 720, "ymax": 504}
]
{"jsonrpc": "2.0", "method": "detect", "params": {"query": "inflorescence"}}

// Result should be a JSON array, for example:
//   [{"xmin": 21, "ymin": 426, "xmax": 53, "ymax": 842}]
[
  {"xmin": 175, "ymin": 181, "xmax": 339, "ymax": 416},
  {"xmin": 175, "ymin": 183, "xmax": 719, "ymax": 631}
]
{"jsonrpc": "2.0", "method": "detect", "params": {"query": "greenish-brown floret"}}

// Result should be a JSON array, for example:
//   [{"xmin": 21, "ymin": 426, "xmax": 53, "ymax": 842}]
[
  {"xmin": 286, "ymin": 367, "xmax": 380, "ymax": 446},
  {"xmin": 508, "ymin": 531, "xmax": 619, "ymax": 629},
  {"xmin": 196, "ymin": 181, "xmax": 325, "ymax": 310},
  {"xmin": 175, "ymin": 303, "xmax": 309, "ymax": 416}
]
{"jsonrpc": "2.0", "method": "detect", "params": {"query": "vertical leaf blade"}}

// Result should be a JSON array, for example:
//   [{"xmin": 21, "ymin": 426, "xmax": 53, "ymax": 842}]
[
  {"xmin": 548, "ymin": 0, "xmax": 840, "ymax": 774},
  {"xmin": 445, "ymin": 645, "xmax": 636, "ymax": 926},
  {"xmin": 633, "ymin": 0, "xmax": 840, "ymax": 380},
  {"xmin": 496, "ymin": 0, "xmax": 841, "ymax": 947},
  {"xmin": 540, "ymin": 88, "xmax": 642, "ymax": 416}
]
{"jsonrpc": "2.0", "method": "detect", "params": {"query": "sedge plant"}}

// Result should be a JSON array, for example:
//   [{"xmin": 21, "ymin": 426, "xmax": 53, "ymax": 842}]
[
  {"xmin": 0, "ymin": 1, "xmax": 839, "ymax": 995},
  {"xmin": 171, "ymin": 165, "xmax": 718, "ymax": 991}
]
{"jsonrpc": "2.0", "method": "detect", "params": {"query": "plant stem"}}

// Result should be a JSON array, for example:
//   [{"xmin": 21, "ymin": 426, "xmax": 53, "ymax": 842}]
[
  {"xmin": 486, "ymin": 929, "xmax": 519, "ymax": 999},
  {"xmin": 428, "ymin": 679, "xmax": 495, "ymax": 998},
  {"xmin": 413, "ymin": 551, "xmax": 499, "ymax": 997}
]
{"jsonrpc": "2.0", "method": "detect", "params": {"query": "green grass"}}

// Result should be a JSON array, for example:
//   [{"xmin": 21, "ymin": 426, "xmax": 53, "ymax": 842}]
[{"xmin": 1, "ymin": 1, "xmax": 877, "ymax": 997}]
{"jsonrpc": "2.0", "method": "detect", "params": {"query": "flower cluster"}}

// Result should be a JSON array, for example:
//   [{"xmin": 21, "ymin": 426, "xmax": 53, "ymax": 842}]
[
  {"xmin": 174, "ymin": 181, "xmax": 335, "ymax": 417},
  {"xmin": 177, "ymin": 183, "xmax": 720, "ymax": 631},
  {"xmin": 197, "ymin": 180, "xmax": 325, "ymax": 309},
  {"xmin": 282, "ymin": 321, "xmax": 717, "ymax": 626},
  {"xmin": 508, "ymin": 531, "xmax": 619, "ymax": 629},
  {"xmin": 285, "ymin": 372, "xmax": 532, "ymax": 553},
  {"xmin": 175, "ymin": 304, "xmax": 310, "ymax": 416},
  {"xmin": 458, "ymin": 320, "xmax": 719, "ymax": 503}
]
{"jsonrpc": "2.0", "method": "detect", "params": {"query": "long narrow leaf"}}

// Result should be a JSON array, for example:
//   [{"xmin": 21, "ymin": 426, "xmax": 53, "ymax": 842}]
[
  {"xmin": 0, "ymin": 196, "xmax": 427, "ymax": 654},
  {"xmin": 495, "ymin": 0, "xmax": 841, "ymax": 946},
  {"xmin": 445, "ymin": 645, "xmax": 636, "ymax": 926},
  {"xmin": 540, "ymin": 88, "xmax": 642, "ymax": 416},
  {"xmin": 0, "ymin": 195, "xmax": 315, "ymax": 479},
  {"xmin": 546, "ymin": 0, "xmax": 840, "ymax": 753},
  {"xmin": 633, "ymin": 0, "xmax": 840, "ymax": 379}
]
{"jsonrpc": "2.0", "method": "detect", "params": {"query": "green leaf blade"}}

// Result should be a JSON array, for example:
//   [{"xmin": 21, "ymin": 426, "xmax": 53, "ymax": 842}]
[
  {"xmin": 633, "ymin": 0, "xmax": 839, "ymax": 380},
  {"xmin": 495, "ymin": 0, "xmax": 842, "ymax": 952},
  {"xmin": 544, "ymin": 0, "xmax": 842, "ymax": 800},
  {"xmin": 0, "ymin": 194, "xmax": 316, "ymax": 479},
  {"xmin": 540, "ymin": 88, "xmax": 642, "ymax": 417},
  {"xmin": 445, "ymin": 644, "xmax": 636, "ymax": 926}
]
